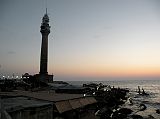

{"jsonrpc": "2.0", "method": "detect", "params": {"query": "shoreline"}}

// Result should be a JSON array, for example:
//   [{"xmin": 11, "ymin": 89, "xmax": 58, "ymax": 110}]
[
  {"xmin": 82, "ymin": 82, "xmax": 160, "ymax": 119},
  {"xmin": 1, "ymin": 80, "xmax": 160, "ymax": 119}
]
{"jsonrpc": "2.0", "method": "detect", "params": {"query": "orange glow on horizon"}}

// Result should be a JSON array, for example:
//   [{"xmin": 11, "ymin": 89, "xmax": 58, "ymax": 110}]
[{"xmin": 49, "ymin": 65, "xmax": 160, "ymax": 78}]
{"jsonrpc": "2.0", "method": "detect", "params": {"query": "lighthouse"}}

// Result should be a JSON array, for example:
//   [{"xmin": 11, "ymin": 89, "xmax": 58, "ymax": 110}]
[
  {"xmin": 38, "ymin": 9, "xmax": 53, "ymax": 83},
  {"xmin": 40, "ymin": 9, "xmax": 50, "ymax": 74}
]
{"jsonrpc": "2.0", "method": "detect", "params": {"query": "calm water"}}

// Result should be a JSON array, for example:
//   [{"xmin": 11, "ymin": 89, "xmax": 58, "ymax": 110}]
[{"xmin": 68, "ymin": 80, "xmax": 160, "ymax": 109}]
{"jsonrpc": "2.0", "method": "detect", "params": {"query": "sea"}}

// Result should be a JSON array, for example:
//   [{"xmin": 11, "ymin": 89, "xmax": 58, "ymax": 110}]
[{"xmin": 67, "ymin": 79, "xmax": 160, "ymax": 116}]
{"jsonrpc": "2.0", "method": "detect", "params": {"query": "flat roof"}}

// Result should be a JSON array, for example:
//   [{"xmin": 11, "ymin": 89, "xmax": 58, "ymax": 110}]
[
  {"xmin": 0, "ymin": 91, "xmax": 84, "ymax": 102},
  {"xmin": 55, "ymin": 97, "xmax": 97, "ymax": 113},
  {"xmin": 0, "ymin": 91, "xmax": 97, "ymax": 113},
  {"xmin": 2, "ymin": 97, "xmax": 52, "ymax": 112}
]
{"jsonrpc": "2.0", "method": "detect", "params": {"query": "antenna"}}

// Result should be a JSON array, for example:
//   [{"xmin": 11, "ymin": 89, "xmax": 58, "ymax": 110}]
[{"xmin": 45, "ymin": 0, "xmax": 47, "ymax": 14}]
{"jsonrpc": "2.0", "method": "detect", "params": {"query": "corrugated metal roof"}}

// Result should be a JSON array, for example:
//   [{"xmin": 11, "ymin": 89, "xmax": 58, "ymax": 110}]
[
  {"xmin": 55, "ymin": 97, "xmax": 97, "ymax": 113},
  {"xmin": 87, "ymin": 97, "xmax": 97, "ymax": 104},
  {"xmin": 69, "ymin": 99, "xmax": 82, "ymax": 109},
  {"xmin": 55, "ymin": 101, "xmax": 72, "ymax": 113},
  {"xmin": 79, "ymin": 98, "xmax": 90, "ymax": 106}
]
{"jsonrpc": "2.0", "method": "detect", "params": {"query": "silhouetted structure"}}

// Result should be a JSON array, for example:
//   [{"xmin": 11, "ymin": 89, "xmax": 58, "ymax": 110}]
[
  {"xmin": 40, "ymin": 9, "xmax": 50, "ymax": 75},
  {"xmin": 35, "ymin": 9, "xmax": 53, "ymax": 83}
]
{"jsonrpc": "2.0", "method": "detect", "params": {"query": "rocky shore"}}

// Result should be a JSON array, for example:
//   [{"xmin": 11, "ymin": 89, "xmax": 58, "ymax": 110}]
[
  {"xmin": 84, "ymin": 83, "xmax": 160, "ymax": 119},
  {"xmin": 120, "ymin": 89, "xmax": 160, "ymax": 119}
]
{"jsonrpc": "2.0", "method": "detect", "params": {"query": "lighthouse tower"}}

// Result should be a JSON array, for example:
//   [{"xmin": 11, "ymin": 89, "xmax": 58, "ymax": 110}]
[
  {"xmin": 40, "ymin": 9, "xmax": 50, "ymax": 74},
  {"xmin": 38, "ymin": 9, "xmax": 53, "ymax": 83}
]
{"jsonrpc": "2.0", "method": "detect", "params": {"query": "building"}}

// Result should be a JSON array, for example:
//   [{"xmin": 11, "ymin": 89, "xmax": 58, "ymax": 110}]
[
  {"xmin": 1, "ymin": 97, "xmax": 53, "ymax": 119},
  {"xmin": 0, "ymin": 91, "xmax": 97, "ymax": 119}
]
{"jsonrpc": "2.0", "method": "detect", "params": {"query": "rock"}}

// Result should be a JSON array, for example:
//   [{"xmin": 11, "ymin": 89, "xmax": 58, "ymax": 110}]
[
  {"xmin": 148, "ymin": 115, "xmax": 155, "ymax": 119},
  {"xmin": 112, "ymin": 111, "xmax": 127, "ymax": 119},
  {"xmin": 118, "ymin": 108, "xmax": 133, "ymax": 115},
  {"xmin": 131, "ymin": 114, "xmax": 143, "ymax": 119},
  {"xmin": 156, "ymin": 109, "xmax": 160, "ymax": 114},
  {"xmin": 95, "ymin": 106, "xmax": 112, "ymax": 118},
  {"xmin": 111, "ymin": 108, "xmax": 133, "ymax": 119},
  {"xmin": 127, "ymin": 97, "xmax": 133, "ymax": 105},
  {"xmin": 139, "ymin": 104, "xmax": 147, "ymax": 111},
  {"xmin": 100, "ymin": 113, "xmax": 111, "ymax": 119}
]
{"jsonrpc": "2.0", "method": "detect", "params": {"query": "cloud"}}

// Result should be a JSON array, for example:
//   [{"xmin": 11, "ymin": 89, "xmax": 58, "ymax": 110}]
[
  {"xmin": 93, "ymin": 35, "xmax": 102, "ymax": 39},
  {"xmin": 7, "ymin": 51, "xmax": 16, "ymax": 54},
  {"xmin": 93, "ymin": 26, "xmax": 112, "ymax": 40},
  {"xmin": 103, "ymin": 26, "xmax": 112, "ymax": 30}
]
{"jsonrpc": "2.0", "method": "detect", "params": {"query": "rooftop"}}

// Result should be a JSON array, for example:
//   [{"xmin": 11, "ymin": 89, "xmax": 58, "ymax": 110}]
[
  {"xmin": 0, "ymin": 91, "xmax": 84, "ymax": 102},
  {"xmin": 0, "ymin": 91, "xmax": 97, "ymax": 113},
  {"xmin": 2, "ymin": 97, "xmax": 52, "ymax": 112}
]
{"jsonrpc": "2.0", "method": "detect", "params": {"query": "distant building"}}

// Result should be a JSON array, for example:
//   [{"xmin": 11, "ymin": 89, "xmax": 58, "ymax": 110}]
[{"xmin": 22, "ymin": 73, "xmax": 31, "ymax": 79}]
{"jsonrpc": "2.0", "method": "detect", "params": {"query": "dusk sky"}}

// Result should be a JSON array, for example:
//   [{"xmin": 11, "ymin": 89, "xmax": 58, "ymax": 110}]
[{"xmin": 1, "ymin": 0, "xmax": 160, "ymax": 80}]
